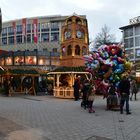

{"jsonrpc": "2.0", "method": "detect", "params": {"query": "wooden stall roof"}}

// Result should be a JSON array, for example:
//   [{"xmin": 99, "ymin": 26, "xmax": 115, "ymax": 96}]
[
  {"xmin": 0, "ymin": 66, "xmax": 6, "ymax": 75},
  {"xmin": 52, "ymin": 66, "xmax": 86, "ymax": 72},
  {"xmin": 8, "ymin": 69, "xmax": 39, "ymax": 76},
  {"xmin": 47, "ymin": 66, "xmax": 91, "ymax": 75},
  {"xmin": 0, "ymin": 66, "xmax": 48, "ymax": 76}
]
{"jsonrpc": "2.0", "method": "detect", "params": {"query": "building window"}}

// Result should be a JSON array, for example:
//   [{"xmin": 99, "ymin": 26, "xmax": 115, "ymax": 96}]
[
  {"xmin": 124, "ymin": 28, "xmax": 133, "ymax": 37},
  {"xmin": 15, "ymin": 56, "xmax": 24, "ymax": 65},
  {"xmin": 25, "ymin": 56, "xmax": 37, "ymax": 65},
  {"xmin": 16, "ymin": 25, "xmax": 22, "ymax": 34},
  {"xmin": 41, "ymin": 33, "xmax": 49, "ymax": 42},
  {"xmin": 51, "ymin": 22, "xmax": 59, "ymax": 28},
  {"xmin": 82, "ymin": 46, "xmax": 87, "ymax": 55},
  {"xmin": 135, "ymin": 36, "xmax": 140, "ymax": 46},
  {"xmin": 27, "ymin": 24, "xmax": 31, "ymax": 33},
  {"xmin": 136, "ymin": 49, "xmax": 140, "ymax": 57},
  {"xmin": 51, "ymin": 32, "xmax": 59, "ymax": 41},
  {"xmin": 27, "ymin": 34, "xmax": 31, "ymax": 43},
  {"xmin": 51, "ymin": 28, "xmax": 59, "ymax": 31},
  {"xmin": 2, "ymin": 37, "xmax": 7, "ymax": 45},
  {"xmin": 41, "ymin": 23, "xmax": 49, "ymax": 32},
  {"xmin": 8, "ymin": 26, "xmax": 14, "ymax": 35},
  {"xmin": 124, "ymin": 38, "xmax": 133, "ymax": 48},
  {"xmin": 16, "ymin": 35, "xmax": 22, "ymax": 44},
  {"xmin": 2, "ymin": 28, "xmax": 7, "ymax": 36},
  {"xmin": 75, "ymin": 45, "xmax": 80, "ymax": 55},
  {"xmin": 38, "ymin": 23, "xmax": 40, "ymax": 32},
  {"xmin": 67, "ymin": 18, "xmax": 72, "ymax": 24},
  {"xmin": 52, "ymin": 48, "xmax": 57, "ymax": 53},
  {"xmin": 51, "ymin": 22, "xmax": 59, "ymax": 31},
  {"xmin": 125, "ymin": 49, "xmax": 134, "ymax": 59},
  {"xmin": 43, "ymin": 48, "xmax": 48, "ymax": 52},
  {"xmin": 38, "ymin": 34, "xmax": 40, "ymax": 42},
  {"xmin": 76, "ymin": 18, "xmax": 82, "ymax": 24},
  {"xmin": 135, "ymin": 26, "xmax": 140, "ymax": 35},
  {"xmin": 8, "ymin": 36, "xmax": 14, "ymax": 44},
  {"xmin": 67, "ymin": 45, "xmax": 72, "ymax": 55}
]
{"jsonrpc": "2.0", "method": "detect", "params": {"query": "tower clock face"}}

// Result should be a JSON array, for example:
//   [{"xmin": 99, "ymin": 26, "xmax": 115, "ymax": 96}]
[
  {"xmin": 64, "ymin": 30, "xmax": 71, "ymax": 39},
  {"xmin": 76, "ymin": 30, "xmax": 83, "ymax": 38}
]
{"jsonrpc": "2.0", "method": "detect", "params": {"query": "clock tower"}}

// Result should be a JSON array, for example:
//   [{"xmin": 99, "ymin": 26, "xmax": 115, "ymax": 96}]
[{"xmin": 60, "ymin": 14, "xmax": 89, "ymax": 67}]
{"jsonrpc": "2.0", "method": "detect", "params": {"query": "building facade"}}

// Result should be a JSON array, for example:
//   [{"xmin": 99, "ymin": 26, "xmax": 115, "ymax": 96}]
[
  {"xmin": 120, "ymin": 16, "xmax": 140, "ymax": 75},
  {"xmin": 0, "ymin": 14, "xmax": 88, "ymax": 70},
  {"xmin": 120, "ymin": 16, "xmax": 140, "ymax": 62}
]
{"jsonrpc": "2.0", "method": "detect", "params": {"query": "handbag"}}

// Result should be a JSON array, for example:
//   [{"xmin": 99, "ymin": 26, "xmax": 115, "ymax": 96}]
[{"xmin": 88, "ymin": 95, "xmax": 94, "ymax": 101}]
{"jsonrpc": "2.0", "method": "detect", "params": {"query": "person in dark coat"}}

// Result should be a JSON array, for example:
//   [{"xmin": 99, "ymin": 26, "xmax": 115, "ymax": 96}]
[
  {"xmin": 130, "ymin": 79, "xmax": 138, "ymax": 101},
  {"xmin": 73, "ymin": 78, "xmax": 80, "ymax": 101},
  {"xmin": 81, "ymin": 79, "xmax": 90, "ymax": 109},
  {"xmin": 119, "ymin": 75, "xmax": 131, "ymax": 114}
]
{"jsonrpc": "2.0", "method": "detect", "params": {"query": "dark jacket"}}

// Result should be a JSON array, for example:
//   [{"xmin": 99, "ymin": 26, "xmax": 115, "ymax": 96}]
[
  {"xmin": 119, "ymin": 78, "xmax": 130, "ymax": 95},
  {"xmin": 108, "ymin": 85, "xmax": 116, "ymax": 95},
  {"xmin": 81, "ymin": 83, "xmax": 90, "ymax": 97}
]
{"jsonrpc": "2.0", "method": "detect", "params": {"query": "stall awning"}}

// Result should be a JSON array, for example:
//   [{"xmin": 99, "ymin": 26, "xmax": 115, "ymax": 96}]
[
  {"xmin": 52, "ymin": 66, "xmax": 86, "ymax": 72},
  {"xmin": 8, "ymin": 69, "xmax": 39, "ymax": 75},
  {"xmin": 0, "ymin": 66, "xmax": 40, "ymax": 76}
]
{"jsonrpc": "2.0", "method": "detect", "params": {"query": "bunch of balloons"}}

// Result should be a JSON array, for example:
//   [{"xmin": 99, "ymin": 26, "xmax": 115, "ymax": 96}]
[{"xmin": 84, "ymin": 45, "xmax": 132, "ymax": 92}]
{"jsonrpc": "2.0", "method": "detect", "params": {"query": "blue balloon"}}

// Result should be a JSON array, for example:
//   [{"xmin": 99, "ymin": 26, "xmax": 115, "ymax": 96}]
[
  {"xmin": 112, "ymin": 60, "xmax": 118, "ymax": 66},
  {"xmin": 109, "ymin": 76, "xmax": 113, "ymax": 81}
]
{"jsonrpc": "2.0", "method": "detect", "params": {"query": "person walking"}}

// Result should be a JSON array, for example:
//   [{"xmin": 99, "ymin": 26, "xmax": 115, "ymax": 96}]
[
  {"xmin": 87, "ymin": 84, "xmax": 96, "ymax": 113},
  {"xmin": 73, "ymin": 77, "xmax": 80, "ymax": 101},
  {"xmin": 119, "ymin": 75, "xmax": 131, "ymax": 115},
  {"xmin": 130, "ymin": 79, "xmax": 138, "ymax": 101},
  {"xmin": 106, "ymin": 83, "xmax": 116, "ymax": 110},
  {"xmin": 81, "ymin": 79, "xmax": 90, "ymax": 109}
]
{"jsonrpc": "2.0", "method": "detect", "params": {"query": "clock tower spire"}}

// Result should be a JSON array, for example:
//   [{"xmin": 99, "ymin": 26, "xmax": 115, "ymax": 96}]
[{"xmin": 60, "ymin": 14, "xmax": 89, "ymax": 67}]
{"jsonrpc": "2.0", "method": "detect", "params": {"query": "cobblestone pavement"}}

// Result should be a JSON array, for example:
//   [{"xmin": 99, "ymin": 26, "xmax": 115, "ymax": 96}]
[{"xmin": 0, "ymin": 93, "xmax": 140, "ymax": 140}]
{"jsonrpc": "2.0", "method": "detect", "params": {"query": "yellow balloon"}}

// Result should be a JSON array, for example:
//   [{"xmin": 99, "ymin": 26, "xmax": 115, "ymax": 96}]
[
  {"xmin": 124, "ymin": 61, "xmax": 132, "ymax": 70},
  {"xmin": 120, "ymin": 72, "xmax": 129, "ymax": 79}
]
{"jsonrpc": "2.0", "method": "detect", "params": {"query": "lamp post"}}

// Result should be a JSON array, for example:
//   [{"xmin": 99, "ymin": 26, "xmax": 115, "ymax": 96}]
[{"xmin": 49, "ymin": 51, "xmax": 52, "ymax": 71}]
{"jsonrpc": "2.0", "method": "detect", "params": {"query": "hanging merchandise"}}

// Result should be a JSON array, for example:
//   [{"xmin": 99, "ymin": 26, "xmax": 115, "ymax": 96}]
[{"xmin": 84, "ymin": 44, "xmax": 132, "ymax": 95}]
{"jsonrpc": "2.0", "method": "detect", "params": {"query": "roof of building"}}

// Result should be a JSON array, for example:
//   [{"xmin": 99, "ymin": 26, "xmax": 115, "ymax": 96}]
[
  {"xmin": 2, "ymin": 14, "xmax": 86, "ymax": 25},
  {"xmin": 119, "ymin": 22, "xmax": 140, "ymax": 30}
]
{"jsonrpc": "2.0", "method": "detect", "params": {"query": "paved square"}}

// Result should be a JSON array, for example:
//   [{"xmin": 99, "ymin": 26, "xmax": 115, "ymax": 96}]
[{"xmin": 0, "ymin": 93, "xmax": 140, "ymax": 140}]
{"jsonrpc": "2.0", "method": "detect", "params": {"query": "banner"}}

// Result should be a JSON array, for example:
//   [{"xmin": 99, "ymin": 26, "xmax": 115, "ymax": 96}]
[
  {"xmin": 33, "ymin": 19, "xmax": 38, "ymax": 43},
  {"xmin": 22, "ymin": 18, "xmax": 26, "ymax": 38},
  {"xmin": 12, "ymin": 21, "xmax": 16, "ymax": 45}
]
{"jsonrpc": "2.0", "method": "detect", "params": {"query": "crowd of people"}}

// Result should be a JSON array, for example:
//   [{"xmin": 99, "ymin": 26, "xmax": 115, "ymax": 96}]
[{"xmin": 73, "ymin": 75, "xmax": 138, "ymax": 114}]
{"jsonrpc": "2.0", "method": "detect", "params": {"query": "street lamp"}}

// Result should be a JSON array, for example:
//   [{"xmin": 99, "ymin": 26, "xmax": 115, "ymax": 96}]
[{"xmin": 49, "ymin": 51, "xmax": 52, "ymax": 71}]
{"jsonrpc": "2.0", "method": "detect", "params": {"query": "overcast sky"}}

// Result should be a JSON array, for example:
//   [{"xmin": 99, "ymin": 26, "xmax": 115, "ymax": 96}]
[{"xmin": 1, "ymin": 0, "xmax": 140, "ymax": 42}]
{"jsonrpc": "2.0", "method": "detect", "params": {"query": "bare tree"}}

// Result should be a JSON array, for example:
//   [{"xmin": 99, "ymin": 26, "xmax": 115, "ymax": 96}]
[{"xmin": 94, "ymin": 24, "xmax": 116, "ymax": 48}]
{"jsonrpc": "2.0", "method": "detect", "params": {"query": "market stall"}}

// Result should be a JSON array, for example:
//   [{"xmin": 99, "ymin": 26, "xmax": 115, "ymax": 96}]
[
  {"xmin": 47, "ymin": 67, "xmax": 91, "ymax": 98},
  {"xmin": 0, "ymin": 66, "xmax": 40, "ymax": 96}
]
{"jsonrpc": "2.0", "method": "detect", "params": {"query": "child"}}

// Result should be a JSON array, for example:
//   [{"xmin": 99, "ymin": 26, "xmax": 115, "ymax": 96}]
[
  {"xmin": 81, "ymin": 79, "xmax": 90, "ymax": 109},
  {"xmin": 107, "ymin": 83, "xmax": 120, "ymax": 110},
  {"xmin": 87, "ymin": 85, "xmax": 96, "ymax": 113}
]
